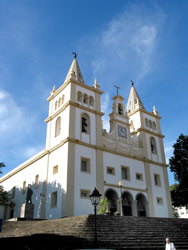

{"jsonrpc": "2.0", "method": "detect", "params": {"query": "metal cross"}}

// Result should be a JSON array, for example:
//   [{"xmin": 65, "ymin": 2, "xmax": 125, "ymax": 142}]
[
  {"xmin": 114, "ymin": 84, "xmax": 120, "ymax": 95},
  {"xmin": 72, "ymin": 52, "xmax": 78, "ymax": 58}
]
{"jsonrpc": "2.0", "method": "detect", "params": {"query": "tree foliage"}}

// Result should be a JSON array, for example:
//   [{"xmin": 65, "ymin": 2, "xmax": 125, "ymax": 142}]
[
  {"xmin": 0, "ymin": 162, "xmax": 10, "ymax": 204},
  {"xmin": 98, "ymin": 197, "xmax": 110, "ymax": 215},
  {"xmin": 0, "ymin": 162, "xmax": 5, "ymax": 174},
  {"xmin": 169, "ymin": 134, "xmax": 188, "ymax": 208}
]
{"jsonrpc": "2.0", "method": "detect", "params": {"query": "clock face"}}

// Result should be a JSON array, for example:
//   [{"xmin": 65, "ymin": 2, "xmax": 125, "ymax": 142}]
[{"xmin": 118, "ymin": 126, "xmax": 127, "ymax": 138}]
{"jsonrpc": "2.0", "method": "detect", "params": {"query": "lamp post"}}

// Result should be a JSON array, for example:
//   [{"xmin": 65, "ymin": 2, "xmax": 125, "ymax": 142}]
[
  {"xmin": 89, "ymin": 187, "xmax": 102, "ymax": 246},
  {"xmin": 119, "ymin": 181, "xmax": 123, "ymax": 216}
]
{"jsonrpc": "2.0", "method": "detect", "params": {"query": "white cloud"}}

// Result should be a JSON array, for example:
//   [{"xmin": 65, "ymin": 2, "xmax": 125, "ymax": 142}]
[
  {"xmin": 90, "ymin": 3, "xmax": 165, "ymax": 85},
  {"xmin": 0, "ymin": 89, "xmax": 35, "ymax": 141}
]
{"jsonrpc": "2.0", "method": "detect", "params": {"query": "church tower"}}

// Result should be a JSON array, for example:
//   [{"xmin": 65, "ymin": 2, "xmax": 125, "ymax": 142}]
[
  {"xmin": 45, "ymin": 54, "xmax": 104, "ymax": 216},
  {"xmin": 126, "ymin": 82, "xmax": 172, "ymax": 217}
]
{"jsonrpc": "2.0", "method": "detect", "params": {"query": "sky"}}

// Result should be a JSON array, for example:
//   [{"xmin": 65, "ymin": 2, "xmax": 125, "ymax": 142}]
[{"xmin": 0, "ymin": 0, "xmax": 188, "ymax": 185}]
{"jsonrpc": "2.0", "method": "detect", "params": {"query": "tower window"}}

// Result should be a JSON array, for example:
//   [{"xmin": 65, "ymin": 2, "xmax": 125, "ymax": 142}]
[
  {"xmin": 149, "ymin": 120, "xmax": 152, "ymax": 129},
  {"xmin": 145, "ymin": 118, "xmax": 149, "ymax": 127},
  {"xmin": 22, "ymin": 181, "xmax": 26, "ymax": 194},
  {"xmin": 118, "ymin": 103, "xmax": 123, "ymax": 115},
  {"xmin": 89, "ymin": 96, "xmax": 94, "ymax": 106},
  {"xmin": 154, "ymin": 174, "xmax": 161, "ymax": 186},
  {"xmin": 53, "ymin": 165, "xmax": 58, "ymax": 174},
  {"xmin": 83, "ymin": 94, "xmax": 88, "ymax": 104},
  {"xmin": 55, "ymin": 101, "xmax": 58, "ymax": 110},
  {"xmin": 55, "ymin": 117, "xmax": 61, "ymax": 137},
  {"xmin": 77, "ymin": 91, "xmax": 82, "ymax": 102},
  {"xmin": 150, "ymin": 137, "xmax": 157, "ymax": 154},
  {"xmin": 35, "ymin": 175, "xmax": 39, "ymax": 188},
  {"xmin": 153, "ymin": 121, "xmax": 156, "ymax": 130},
  {"xmin": 81, "ymin": 113, "xmax": 89, "ymax": 134},
  {"xmin": 81, "ymin": 158, "xmax": 90, "ymax": 173},
  {"xmin": 80, "ymin": 189, "xmax": 90, "ymax": 199}
]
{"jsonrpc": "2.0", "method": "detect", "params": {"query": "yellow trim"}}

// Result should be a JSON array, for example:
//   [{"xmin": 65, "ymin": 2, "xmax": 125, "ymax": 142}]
[
  {"xmin": 104, "ymin": 182, "xmax": 147, "ymax": 193},
  {"xmin": 131, "ymin": 127, "xmax": 165, "ymax": 138},
  {"xmin": 0, "ymin": 137, "xmax": 168, "ymax": 183},
  {"xmin": 128, "ymin": 108, "xmax": 162, "ymax": 119},
  {"xmin": 45, "ymin": 100, "xmax": 104, "ymax": 123},
  {"xmin": 47, "ymin": 78, "xmax": 103, "ymax": 102}
]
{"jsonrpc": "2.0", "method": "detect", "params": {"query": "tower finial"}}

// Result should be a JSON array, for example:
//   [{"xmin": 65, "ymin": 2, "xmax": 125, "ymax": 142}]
[
  {"xmin": 130, "ymin": 80, "xmax": 134, "ymax": 86},
  {"xmin": 72, "ymin": 52, "xmax": 78, "ymax": 59}
]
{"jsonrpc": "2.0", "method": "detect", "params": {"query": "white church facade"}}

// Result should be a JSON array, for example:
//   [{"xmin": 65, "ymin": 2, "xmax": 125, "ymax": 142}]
[{"xmin": 0, "ymin": 55, "xmax": 173, "ymax": 219}]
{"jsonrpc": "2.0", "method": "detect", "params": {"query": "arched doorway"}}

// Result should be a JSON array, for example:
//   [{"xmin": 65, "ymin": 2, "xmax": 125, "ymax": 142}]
[
  {"xmin": 136, "ymin": 193, "xmax": 147, "ymax": 217},
  {"xmin": 122, "ymin": 191, "xmax": 133, "ymax": 216},
  {"xmin": 105, "ymin": 189, "xmax": 118, "ymax": 215}
]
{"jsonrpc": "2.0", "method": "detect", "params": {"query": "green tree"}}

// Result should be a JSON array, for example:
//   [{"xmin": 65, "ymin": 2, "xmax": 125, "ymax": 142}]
[
  {"xmin": 169, "ymin": 134, "xmax": 188, "ymax": 208},
  {"xmin": 98, "ymin": 197, "xmax": 110, "ymax": 215},
  {"xmin": 0, "ymin": 162, "xmax": 5, "ymax": 174},
  {"xmin": 0, "ymin": 162, "xmax": 10, "ymax": 204}
]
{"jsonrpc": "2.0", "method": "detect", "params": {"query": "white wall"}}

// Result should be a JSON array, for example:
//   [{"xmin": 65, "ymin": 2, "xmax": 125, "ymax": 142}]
[
  {"xmin": 74, "ymin": 144, "xmax": 96, "ymax": 216},
  {"xmin": 150, "ymin": 164, "xmax": 168, "ymax": 217}
]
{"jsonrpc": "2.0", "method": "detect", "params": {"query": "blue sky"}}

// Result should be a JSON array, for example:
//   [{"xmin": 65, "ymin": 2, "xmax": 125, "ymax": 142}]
[{"xmin": 0, "ymin": 0, "xmax": 188, "ymax": 185}]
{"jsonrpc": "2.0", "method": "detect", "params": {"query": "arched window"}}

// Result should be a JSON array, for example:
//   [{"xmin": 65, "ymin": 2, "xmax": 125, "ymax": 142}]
[
  {"xmin": 118, "ymin": 103, "xmax": 123, "ymax": 115},
  {"xmin": 58, "ymin": 98, "xmax": 61, "ymax": 107},
  {"xmin": 150, "ymin": 137, "xmax": 157, "ymax": 154},
  {"xmin": 83, "ymin": 94, "xmax": 88, "ymax": 104},
  {"xmin": 55, "ymin": 117, "xmax": 61, "ymax": 137},
  {"xmin": 153, "ymin": 121, "xmax": 156, "ymax": 130},
  {"xmin": 149, "ymin": 120, "xmax": 152, "ymax": 129},
  {"xmin": 145, "ymin": 118, "xmax": 149, "ymax": 127},
  {"xmin": 81, "ymin": 113, "xmax": 90, "ymax": 134},
  {"xmin": 77, "ymin": 91, "xmax": 82, "ymax": 102},
  {"xmin": 89, "ymin": 96, "xmax": 94, "ymax": 106},
  {"xmin": 55, "ymin": 101, "xmax": 58, "ymax": 110},
  {"xmin": 62, "ymin": 95, "xmax": 65, "ymax": 105}
]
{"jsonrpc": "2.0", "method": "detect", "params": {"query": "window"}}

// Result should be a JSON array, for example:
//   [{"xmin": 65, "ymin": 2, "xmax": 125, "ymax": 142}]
[
  {"xmin": 81, "ymin": 113, "xmax": 89, "ymax": 134},
  {"xmin": 156, "ymin": 197, "xmax": 163, "ymax": 205},
  {"xmin": 77, "ymin": 91, "xmax": 82, "ymax": 102},
  {"xmin": 136, "ymin": 173, "xmax": 143, "ymax": 181},
  {"xmin": 107, "ymin": 167, "xmax": 115, "ymax": 175},
  {"xmin": 153, "ymin": 121, "xmax": 156, "ymax": 130},
  {"xmin": 83, "ymin": 94, "xmax": 88, "ymax": 104},
  {"xmin": 35, "ymin": 175, "xmax": 39, "ymax": 188},
  {"xmin": 81, "ymin": 158, "xmax": 90, "ymax": 173},
  {"xmin": 62, "ymin": 95, "xmax": 64, "ymax": 105},
  {"xmin": 55, "ymin": 116, "xmax": 61, "ymax": 137},
  {"xmin": 118, "ymin": 103, "xmax": 123, "ymax": 115},
  {"xmin": 121, "ymin": 166, "xmax": 130, "ymax": 180},
  {"xmin": 55, "ymin": 101, "xmax": 58, "ymax": 110},
  {"xmin": 149, "ymin": 120, "xmax": 152, "ymax": 128},
  {"xmin": 154, "ymin": 174, "xmax": 161, "ymax": 186},
  {"xmin": 145, "ymin": 118, "xmax": 149, "ymax": 127},
  {"xmin": 22, "ymin": 181, "xmax": 26, "ymax": 194},
  {"xmin": 150, "ymin": 137, "xmax": 157, "ymax": 154},
  {"xmin": 89, "ymin": 96, "xmax": 94, "ymax": 106},
  {"xmin": 80, "ymin": 189, "xmax": 90, "ymax": 199},
  {"xmin": 53, "ymin": 165, "xmax": 58, "ymax": 174},
  {"xmin": 51, "ymin": 191, "xmax": 58, "ymax": 208},
  {"xmin": 12, "ymin": 186, "xmax": 16, "ymax": 198}
]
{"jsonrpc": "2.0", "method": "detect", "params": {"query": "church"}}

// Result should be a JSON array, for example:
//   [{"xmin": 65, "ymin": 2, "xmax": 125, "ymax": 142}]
[{"xmin": 0, "ymin": 55, "xmax": 173, "ymax": 220}]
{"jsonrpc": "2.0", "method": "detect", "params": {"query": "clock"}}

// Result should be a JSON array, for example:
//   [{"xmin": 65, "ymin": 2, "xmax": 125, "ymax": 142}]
[{"xmin": 118, "ymin": 126, "xmax": 127, "ymax": 138}]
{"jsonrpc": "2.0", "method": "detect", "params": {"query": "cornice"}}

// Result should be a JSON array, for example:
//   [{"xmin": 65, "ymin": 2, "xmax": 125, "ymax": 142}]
[
  {"xmin": 131, "ymin": 128, "xmax": 165, "ymax": 138},
  {"xmin": 45, "ymin": 101, "xmax": 104, "ymax": 123},
  {"xmin": 0, "ymin": 136, "xmax": 168, "ymax": 183},
  {"xmin": 47, "ymin": 78, "xmax": 103, "ymax": 102},
  {"xmin": 128, "ymin": 108, "xmax": 162, "ymax": 119},
  {"xmin": 104, "ymin": 182, "xmax": 147, "ymax": 193}
]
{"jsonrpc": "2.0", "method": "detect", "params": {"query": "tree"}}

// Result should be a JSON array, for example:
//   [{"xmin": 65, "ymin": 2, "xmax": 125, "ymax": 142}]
[
  {"xmin": 0, "ymin": 162, "xmax": 5, "ymax": 174},
  {"xmin": 169, "ymin": 134, "xmax": 188, "ymax": 208},
  {"xmin": 0, "ymin": 162, "xmax": 10, "ymax": 204},
  {"xmin": 98, "ymin": 197, "xmax": 110, "ymax": 215}
]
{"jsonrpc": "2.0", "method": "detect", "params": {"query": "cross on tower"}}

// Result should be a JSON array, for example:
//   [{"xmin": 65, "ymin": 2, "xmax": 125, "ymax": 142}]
[
  {"xmin": 72, "ymin": 52, "xmax": 78, "ymax": 58},
  {"xmin": 130, "ymin": 80, "xmax": 134, "ymax": 86},
  {"xmin": 114, "ymin": 84, "xmax": 120, "ymax": 95}
]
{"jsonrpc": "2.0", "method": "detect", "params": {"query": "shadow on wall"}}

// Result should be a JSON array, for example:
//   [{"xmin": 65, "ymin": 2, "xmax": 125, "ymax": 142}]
[{"xmin": 2, "ymin": 181, "xmax": 66, "ymax": 220}]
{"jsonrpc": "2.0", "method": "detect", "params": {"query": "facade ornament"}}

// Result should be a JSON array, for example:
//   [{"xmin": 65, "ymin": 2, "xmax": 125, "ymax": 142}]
[{"xmin": 153, "ymin": 105, "xmax": 159, "ymax": 115}]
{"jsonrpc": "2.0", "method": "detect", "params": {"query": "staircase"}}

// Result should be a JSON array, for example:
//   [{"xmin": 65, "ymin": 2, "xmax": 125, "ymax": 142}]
[{"xmin": 0, "ymin": 215, "xmax": 188, "ymax": 250}]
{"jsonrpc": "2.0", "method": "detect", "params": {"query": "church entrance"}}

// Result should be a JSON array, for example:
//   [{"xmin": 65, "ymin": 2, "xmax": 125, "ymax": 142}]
[
  {"xmin": 122, "ymin": 192, "xmax": 133, "ymax": 216},
  {"xmin": 136, "ymin": 193, "xmax": 147, "ymax": 217},
  {"xmin": 105, "ymin": 189, "xmax": 118, "ymax": 215}
]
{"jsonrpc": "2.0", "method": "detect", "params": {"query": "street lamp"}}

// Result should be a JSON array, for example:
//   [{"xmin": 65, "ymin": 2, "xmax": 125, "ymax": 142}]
[
  {"xmin": 119, "ymin": 181, "xmax": 123, "ymax": 216},
  {"xmin": 89, "ymin": 187, "xmax": 102, "ymax": 246}
]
